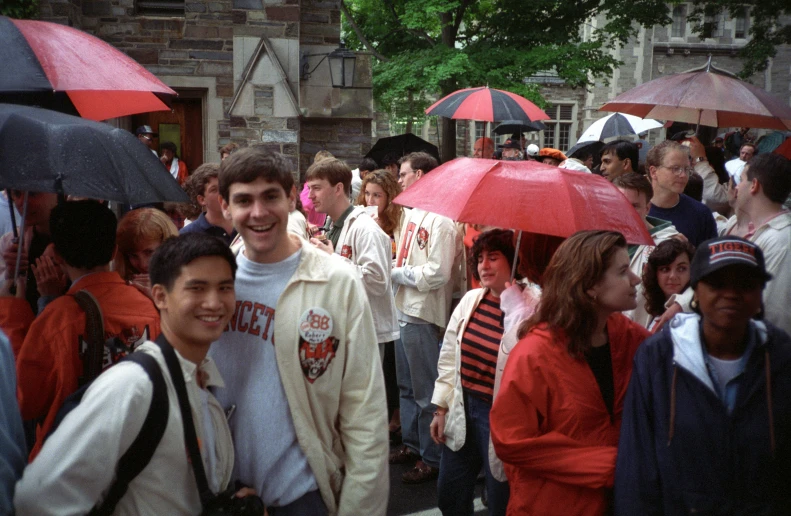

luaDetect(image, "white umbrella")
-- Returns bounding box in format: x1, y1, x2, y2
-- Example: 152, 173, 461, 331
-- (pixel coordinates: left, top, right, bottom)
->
578, 113, 663, 143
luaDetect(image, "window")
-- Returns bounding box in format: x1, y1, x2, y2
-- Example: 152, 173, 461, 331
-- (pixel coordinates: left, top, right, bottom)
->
700, 11, 723, 39
136, 0, 184, 16
734, 10, 748, 38
475, 121, 485, 141
671, 5, 686, 38
542, 104, 575, 152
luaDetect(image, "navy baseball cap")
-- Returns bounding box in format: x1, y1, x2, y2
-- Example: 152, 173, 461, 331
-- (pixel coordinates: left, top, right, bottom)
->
135, 125, 158, 137
690, 236, 772, 287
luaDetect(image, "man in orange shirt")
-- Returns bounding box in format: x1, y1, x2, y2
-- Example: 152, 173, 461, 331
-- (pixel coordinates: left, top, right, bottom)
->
0, 201, 160, 458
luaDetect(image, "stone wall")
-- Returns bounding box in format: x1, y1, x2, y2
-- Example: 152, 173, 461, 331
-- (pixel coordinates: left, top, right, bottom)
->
299, 119, 372, 180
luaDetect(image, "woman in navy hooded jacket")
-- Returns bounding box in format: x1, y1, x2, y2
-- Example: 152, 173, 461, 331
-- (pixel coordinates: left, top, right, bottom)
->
614, 236, 791, 515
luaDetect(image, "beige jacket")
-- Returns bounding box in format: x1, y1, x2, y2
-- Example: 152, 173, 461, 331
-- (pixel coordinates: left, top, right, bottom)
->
274, 237, 389, 515
394, 209, 464, 328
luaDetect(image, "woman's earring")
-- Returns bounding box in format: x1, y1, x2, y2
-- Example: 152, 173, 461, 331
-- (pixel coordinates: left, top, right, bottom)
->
690, 298, 699, 310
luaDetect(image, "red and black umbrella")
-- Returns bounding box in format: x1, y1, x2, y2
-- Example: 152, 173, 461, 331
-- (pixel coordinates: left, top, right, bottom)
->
0, 16, 177, 121
425, 86, 549, 123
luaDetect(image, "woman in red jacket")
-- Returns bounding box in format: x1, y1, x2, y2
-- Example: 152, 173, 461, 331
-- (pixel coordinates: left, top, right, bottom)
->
490, 230, 649, 516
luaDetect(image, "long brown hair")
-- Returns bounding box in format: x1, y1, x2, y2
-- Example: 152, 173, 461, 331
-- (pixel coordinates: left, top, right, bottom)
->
356, 169, 403, 235
519, 230, 627, 358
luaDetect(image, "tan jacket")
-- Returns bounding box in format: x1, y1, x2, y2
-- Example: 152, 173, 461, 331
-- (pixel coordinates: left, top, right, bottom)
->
394, 209, 464, 328
274, 237, 389, 515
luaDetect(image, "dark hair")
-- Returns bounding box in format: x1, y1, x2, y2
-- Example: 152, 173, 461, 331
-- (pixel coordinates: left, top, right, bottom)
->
160, 141, 177, 155
704, 146, 729, 184
468, 229, 519, 282
359, 157, 378, 173
219, 147, 295, 201
601, 140, 639, 170
642, 239, 696, 316
305, 158, 352, 197
185, 162, 220, 204
612, 172, 653, 203
745, 153, 791, 204
684, 172, 704, 202
149, 233, 237, 291
398, 152, 438, 174
520, 230, 627, 358
50, 200, 117, 269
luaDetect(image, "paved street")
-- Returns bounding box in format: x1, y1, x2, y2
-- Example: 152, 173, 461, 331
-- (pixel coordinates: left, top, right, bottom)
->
387, 460, 488, 515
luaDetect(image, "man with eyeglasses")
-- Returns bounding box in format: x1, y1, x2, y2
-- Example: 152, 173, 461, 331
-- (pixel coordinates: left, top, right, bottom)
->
135, 125, 159, 158
647, 140, 717, 247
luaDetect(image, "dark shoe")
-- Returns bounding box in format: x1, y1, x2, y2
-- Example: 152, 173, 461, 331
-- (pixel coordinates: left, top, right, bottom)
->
401, 460, 439, 484
389, 444, 419, 465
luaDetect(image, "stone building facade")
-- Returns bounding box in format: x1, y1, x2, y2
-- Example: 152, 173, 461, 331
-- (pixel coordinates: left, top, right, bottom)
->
38, 0, 374, 180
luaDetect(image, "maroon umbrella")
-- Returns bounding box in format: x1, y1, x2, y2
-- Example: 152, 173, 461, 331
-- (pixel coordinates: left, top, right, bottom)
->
425, 87, 549, 123
0, 16, 176, 121
600, 57, 791, 131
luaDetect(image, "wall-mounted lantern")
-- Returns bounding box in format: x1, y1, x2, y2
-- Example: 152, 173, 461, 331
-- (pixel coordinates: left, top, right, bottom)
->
300, 43, 357, 88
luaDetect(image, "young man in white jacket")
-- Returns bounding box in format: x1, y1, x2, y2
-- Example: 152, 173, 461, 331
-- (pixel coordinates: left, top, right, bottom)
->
726, 153, 791, 335
390, 152, 464, 484
213, 148, 388, 516
15, 233, 240, 515
305, 158, 400, 358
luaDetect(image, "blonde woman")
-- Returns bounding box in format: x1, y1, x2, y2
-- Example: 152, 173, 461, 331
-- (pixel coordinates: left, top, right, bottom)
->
115, 208, 178, 294
356, 169, 406, 261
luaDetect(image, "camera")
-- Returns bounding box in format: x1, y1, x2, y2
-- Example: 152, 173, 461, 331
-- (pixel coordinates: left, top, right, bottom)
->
201, 486, 265, 516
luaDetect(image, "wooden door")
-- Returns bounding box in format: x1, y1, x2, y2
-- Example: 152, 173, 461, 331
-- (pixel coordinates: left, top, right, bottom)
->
132, 94, 204, 174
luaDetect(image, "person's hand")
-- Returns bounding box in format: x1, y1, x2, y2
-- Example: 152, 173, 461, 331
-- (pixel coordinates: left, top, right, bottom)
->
129, 274, 152, 299
3, 241, 28, 279
0, 276, 25, 298
652, 302, 683, 333
430, 409, 447, 445
31, 255, 68, 298
307, 224, 320, 238
309, 237, 333, 255
687, 136, 706, 160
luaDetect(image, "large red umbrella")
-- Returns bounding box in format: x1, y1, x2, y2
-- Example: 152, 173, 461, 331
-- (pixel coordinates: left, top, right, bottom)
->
425, 87, 549, 123
393, 157, 653, 245
774, 138, 791, 160
600, 57, 791, 131
0, 16, 176, 121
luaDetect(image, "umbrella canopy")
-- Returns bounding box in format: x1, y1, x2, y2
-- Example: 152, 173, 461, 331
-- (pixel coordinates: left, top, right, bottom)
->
774, 138, 791, 160
578, 113, 662, 142
0, 104, 189, 204
600, 57, 791, 131
365, 133, 440, 166
425, 87, 549, 123
567, 140, 604, 160
0, 16, 177, 121
393, 157, 653, 245
493, 119, 547, 135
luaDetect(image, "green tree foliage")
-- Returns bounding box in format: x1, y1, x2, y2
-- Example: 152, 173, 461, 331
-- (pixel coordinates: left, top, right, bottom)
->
1, 0, 39, 19
342, 0, 789, 158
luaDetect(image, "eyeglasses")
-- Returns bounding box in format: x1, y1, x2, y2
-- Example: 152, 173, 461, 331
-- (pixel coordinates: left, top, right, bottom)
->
660, 165, 692, 176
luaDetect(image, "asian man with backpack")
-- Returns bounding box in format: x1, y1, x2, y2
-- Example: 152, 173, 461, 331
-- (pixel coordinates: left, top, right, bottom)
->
15, 233, 263, 515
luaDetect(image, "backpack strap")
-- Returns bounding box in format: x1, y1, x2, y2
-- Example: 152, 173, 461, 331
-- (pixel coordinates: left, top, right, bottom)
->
73, 290, 106, 386
90, 352, 169, 516
155, 333, 215, 508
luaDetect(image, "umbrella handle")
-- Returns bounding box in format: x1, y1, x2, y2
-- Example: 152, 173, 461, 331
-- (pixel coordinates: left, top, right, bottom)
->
6, 189, 18, 240
13, 192, 29, 282
510, 230, 522, 282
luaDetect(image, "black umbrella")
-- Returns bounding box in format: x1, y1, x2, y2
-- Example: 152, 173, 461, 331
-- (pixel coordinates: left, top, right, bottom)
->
0, 104, 189, 204
567, 140, 605, 160
493, 119, 547, 135
365, 133, 440, 166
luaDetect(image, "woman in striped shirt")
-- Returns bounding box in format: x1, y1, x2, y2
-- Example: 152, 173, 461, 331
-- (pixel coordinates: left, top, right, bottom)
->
430, 229, 517, 516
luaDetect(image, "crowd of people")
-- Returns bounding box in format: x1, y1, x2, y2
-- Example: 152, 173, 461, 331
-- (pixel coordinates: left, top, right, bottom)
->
0, 121, 789, 516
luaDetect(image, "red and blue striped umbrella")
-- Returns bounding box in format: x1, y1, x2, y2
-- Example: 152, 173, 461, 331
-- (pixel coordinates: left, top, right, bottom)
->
425, 86, 549, 123
0, 16, 176, 121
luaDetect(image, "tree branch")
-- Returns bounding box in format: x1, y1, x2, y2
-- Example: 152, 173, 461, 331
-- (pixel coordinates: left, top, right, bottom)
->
453, 0, 473, 34
340, 0, 390, 61
382, 0, 437, 46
